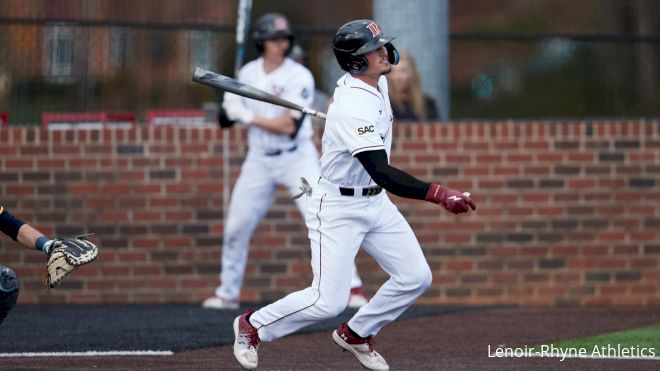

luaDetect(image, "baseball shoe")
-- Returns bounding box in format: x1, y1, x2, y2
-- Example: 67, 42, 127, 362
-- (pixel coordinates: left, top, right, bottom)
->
233, 309, 260, 370
202, 295, 239, 309
332, 322, 389, 371
347, 287, 368, 308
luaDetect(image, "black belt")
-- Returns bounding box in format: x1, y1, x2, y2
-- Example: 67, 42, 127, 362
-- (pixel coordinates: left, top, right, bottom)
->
339, 186, 383, 197
264, 145, 297, 156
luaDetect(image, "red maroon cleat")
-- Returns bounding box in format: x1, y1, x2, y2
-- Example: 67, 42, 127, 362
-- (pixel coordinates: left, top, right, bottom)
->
332, 322, 389, 371
233, 309, 260, 370
348, 287, 369, 308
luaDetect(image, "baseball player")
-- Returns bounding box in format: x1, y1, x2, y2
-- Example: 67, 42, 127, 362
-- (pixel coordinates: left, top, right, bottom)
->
203, 13, 368, 310
231, 20, 476, 370
0, 206, 98, 325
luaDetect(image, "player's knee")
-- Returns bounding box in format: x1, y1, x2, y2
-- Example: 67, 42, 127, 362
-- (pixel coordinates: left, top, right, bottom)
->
316, 296, 347, 318
405, 265, 433, 293
418, 267, 433, 292
0, 266, 20, 324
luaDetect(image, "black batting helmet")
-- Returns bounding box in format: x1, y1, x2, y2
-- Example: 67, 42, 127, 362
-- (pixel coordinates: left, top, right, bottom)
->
333, 19, 399, 74
252, 13, 295, 54
0, 266, 19, 325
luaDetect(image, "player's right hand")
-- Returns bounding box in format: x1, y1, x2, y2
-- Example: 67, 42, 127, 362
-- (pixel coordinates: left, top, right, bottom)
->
222, 92, 255, 125
425, 183, 476, 214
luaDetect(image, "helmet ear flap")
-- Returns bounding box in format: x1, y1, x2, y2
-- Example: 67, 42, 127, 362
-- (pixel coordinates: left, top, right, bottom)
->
349, 55, 368, 74
385, 43, 399, 65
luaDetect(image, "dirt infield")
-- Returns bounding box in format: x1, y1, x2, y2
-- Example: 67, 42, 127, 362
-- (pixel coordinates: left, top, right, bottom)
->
3, 307, 659, 370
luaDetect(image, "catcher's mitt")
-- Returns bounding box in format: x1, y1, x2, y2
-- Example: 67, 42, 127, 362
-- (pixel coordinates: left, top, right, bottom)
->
45, 234, 99, 289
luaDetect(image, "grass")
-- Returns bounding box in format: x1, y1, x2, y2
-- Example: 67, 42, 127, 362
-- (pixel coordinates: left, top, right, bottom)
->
540, 324, 660, 359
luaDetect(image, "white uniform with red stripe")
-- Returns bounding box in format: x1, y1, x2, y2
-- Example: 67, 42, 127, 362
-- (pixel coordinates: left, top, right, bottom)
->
215, 58, 364, 302
250, 73, 432, 341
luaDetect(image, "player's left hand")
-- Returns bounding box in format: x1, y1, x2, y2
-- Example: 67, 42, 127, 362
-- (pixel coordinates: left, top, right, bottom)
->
45, 234, 99, 289
426, 183, 476, 214
223, 92, 255, 125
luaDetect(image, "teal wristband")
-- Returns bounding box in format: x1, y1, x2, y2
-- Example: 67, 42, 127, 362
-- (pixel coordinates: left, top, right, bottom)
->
35, 236, 49, 252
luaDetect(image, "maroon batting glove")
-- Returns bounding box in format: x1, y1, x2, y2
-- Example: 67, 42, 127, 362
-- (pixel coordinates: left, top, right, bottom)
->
425, 183, 476, 214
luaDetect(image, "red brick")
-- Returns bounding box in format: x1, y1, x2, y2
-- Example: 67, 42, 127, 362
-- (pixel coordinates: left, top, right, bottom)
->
445, 260, 474, 271
464, 167, 490, 176
165, 211, 193, 221
182, 170, 209, 179
100, 184, 130, 194
494, 167, 519, 176
597, 259, 626, 269
6, 158, 34, 169
554, 272, 580, 282
133, 238, 161, 249
198, 158, 223, 167
166, 184, 193, 194
476, 154, 502, 163
569, 179, 596, 188
492, 273, 518, 283
539, 287, 565, 296
134, 211, 162, 221
101, 211, 129, 222
6, 185, 35, 195
600, 285, 627, 295
133, 185, 162, 194
151, 145, 177, 154
20, 145, 49, 155
631, 258, 656, 268
552, 246, 579, 256
119, 252, 148, 262
537, 153, 563, 162
150, 197, 178, 207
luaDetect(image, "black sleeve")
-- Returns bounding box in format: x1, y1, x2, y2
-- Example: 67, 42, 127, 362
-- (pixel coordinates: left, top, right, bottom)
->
355, 150, 431, 200
290, 113, 306, 139
0, 206, 25, 241
218, 107, 236, 128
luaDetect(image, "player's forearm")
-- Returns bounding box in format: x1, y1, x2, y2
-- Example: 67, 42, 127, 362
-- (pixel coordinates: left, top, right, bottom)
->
371, 165, 430, 199
356, 150, 476, 213
17, 224, 48, 251
1, 206, 50, 251
252, 115, 296, 135
355, 151, 430, 200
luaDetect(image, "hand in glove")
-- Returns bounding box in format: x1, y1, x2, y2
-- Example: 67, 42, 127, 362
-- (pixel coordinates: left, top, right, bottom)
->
222, 92, 254, 125
45, 234, 99, 289
426, 184, 476, 214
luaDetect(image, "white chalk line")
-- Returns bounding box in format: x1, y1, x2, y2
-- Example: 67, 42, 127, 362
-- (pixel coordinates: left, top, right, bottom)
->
0, 350, 174, 357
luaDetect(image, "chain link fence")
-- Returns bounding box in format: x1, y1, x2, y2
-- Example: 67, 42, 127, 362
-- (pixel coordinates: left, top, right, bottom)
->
0, 0, 658, 124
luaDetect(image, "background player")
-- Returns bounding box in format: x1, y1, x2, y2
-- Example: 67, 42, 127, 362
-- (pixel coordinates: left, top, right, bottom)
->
231, 19, 475, 371
203, 12, 368, 310
0, 205, 98, 325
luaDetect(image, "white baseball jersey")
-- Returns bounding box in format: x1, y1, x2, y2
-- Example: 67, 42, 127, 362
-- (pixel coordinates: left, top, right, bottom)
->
321, 73, 394, 187
238, 57, 314, 154
214, 60, 365, 303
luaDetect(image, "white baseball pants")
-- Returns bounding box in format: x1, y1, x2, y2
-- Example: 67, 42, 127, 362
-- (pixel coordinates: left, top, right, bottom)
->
250, 179, 433, 341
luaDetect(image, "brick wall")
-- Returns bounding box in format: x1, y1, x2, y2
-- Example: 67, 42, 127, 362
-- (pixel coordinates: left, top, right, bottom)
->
1, 120, 659, 306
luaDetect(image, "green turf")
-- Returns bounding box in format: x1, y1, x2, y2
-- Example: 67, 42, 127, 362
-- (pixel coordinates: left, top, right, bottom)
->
540, 324, 660, 358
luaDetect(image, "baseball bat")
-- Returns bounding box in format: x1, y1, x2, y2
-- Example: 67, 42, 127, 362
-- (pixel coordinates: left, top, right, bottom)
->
221, 0, 252, 221
192, 67, 328, 120
233, 0, 252, 78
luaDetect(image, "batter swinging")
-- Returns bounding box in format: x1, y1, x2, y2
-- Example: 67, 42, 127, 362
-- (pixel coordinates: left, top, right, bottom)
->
231, 19, 476, 370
